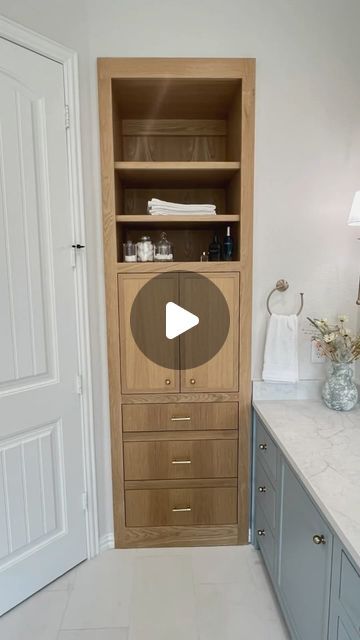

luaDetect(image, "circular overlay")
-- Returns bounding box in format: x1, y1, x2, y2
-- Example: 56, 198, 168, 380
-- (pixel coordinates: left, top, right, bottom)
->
130, 271, 230, 370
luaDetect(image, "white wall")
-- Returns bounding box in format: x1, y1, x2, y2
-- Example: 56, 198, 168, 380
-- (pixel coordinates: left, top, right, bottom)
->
1, 0, 360, 539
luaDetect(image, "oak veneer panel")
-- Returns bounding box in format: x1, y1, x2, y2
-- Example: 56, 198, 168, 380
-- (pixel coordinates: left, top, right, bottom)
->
122, 401, 238, 431
122, 119, 227, 136
123, 430, 237, 442
122, 136, 226, 163
125, 478, 238, 490
122, 524, 238, 548
123, 440, 237, 481
180, 272, 240, 392
125, 487, 237, 526
118, 273, 180, 393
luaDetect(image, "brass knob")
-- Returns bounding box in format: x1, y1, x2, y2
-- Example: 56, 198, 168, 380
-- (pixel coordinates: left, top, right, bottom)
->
258, 486, 267, 493
313, 534, 326, 545
259, 443, 267, 451
257, 529, 265, 537
190, 378, 196, 385
165, 379, 171, 386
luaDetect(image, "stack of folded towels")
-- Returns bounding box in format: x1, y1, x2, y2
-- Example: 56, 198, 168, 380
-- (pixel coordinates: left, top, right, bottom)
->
147, 198, 216, 216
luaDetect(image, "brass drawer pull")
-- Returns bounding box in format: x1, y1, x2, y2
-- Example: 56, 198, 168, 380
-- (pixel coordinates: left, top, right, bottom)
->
171, 459, 191, 464
172, 506, 192, 512
171, 416, 191, 422
190, 378, 196, 385
165, 379, 171, 385
313, 534, 326, 545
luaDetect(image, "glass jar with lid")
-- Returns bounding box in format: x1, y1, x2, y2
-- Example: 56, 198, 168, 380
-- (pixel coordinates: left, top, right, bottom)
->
136, 236, 154, 262
123, 240, 137, 262
154, 232, 173, 262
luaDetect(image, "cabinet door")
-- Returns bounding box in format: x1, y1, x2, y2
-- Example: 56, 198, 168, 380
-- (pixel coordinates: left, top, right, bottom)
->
278, 462, 333, 640
180, 272, 239, 392
118, 274, 180, 393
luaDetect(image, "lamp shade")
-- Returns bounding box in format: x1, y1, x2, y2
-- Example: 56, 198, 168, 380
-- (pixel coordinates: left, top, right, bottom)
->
348, 191, 360, 226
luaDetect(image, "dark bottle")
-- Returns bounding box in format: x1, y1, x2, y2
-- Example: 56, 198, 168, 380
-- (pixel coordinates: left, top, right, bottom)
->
223, 225, 234, 261
208, 234, 221, 261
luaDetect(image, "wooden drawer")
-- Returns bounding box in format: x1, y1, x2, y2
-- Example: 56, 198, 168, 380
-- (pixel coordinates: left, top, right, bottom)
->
124, 439, 237, 480
256, 418, 278, 485
255, 458, 276, 532
122, 402, 238, 432
125, 487, 238, 526
255, 502, 276, 577
338, 551, 360, 634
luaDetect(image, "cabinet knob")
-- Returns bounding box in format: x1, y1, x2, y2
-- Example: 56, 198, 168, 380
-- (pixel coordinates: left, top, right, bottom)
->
257, 529, 266, 537
259, 443, 267, 451
190, 378, 196, 385
258, 486, 267, 493
313, 534, 326, 545
165, 379, 171, 385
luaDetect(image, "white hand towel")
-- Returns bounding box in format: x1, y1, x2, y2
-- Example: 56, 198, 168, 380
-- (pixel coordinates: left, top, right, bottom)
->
262, 314, 299, 383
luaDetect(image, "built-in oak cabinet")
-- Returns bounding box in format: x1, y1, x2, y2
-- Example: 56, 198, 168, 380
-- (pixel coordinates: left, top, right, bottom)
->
99, 58, 255, 547
118, 271, 239, 395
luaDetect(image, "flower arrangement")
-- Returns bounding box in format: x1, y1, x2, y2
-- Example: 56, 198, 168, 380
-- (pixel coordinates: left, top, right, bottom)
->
308, 316, 360, 363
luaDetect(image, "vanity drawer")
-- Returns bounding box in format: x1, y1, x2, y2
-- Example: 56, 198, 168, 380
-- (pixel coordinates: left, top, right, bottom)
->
125, 487, 238, 526
124, 439, 237, 480
338, 551, 360, 634
256, 418, 278, 484
255, 458, 276, 532
122, 402, 238, 432
255, 503, 276, 577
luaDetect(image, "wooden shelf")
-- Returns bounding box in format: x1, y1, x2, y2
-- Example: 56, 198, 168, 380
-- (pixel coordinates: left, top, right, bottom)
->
116, 261, 242, 274
114, 162, 240, 186
116, 215, 240, 224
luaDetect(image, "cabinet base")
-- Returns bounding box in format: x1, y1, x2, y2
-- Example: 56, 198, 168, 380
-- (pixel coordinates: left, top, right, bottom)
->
116, 524, 240, 548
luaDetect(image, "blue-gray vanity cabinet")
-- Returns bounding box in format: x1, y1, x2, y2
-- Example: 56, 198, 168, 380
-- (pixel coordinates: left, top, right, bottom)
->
329, 538, 360, 640
278, 461, 333, 640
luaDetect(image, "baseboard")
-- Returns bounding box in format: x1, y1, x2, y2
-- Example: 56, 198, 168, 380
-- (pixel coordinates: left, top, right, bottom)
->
99, 533, 115, 552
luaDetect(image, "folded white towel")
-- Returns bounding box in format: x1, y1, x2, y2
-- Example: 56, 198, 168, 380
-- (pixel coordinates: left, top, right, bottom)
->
147, 198, 216, 215
262, 314, 299, 383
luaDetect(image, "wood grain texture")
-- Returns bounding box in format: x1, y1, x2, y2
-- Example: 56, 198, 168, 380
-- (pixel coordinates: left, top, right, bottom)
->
116, 261, 242, 274
125, 478, 238, 490
123, 430, 238, 442
122, 136, 226, 163
122, 119, 227, 136
180, 272, 240, 392
123, 439, 238, 480
118, 273, 180, 393
237, 61, 255, 544
125, 487, 237, 526
117, 215, 239, 223
121, 392, 240, 404
115, 161, 240, 186
97, 68, 125, 548
121, 524, 238, 548
122, 401, 238, 431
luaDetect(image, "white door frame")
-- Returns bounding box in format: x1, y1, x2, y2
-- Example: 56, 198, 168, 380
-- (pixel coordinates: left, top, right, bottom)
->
0, 15, 99, 558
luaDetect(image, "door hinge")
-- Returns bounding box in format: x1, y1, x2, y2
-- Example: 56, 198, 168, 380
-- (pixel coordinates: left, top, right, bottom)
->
82, 491, 88, 511
65, 104, 70, 129
76, 374, 83, 395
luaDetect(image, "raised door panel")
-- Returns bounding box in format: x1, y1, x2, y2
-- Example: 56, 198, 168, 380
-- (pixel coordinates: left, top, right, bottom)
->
180, 272, 239, 392
278, 462, 333, 640
118, 274, 180, 393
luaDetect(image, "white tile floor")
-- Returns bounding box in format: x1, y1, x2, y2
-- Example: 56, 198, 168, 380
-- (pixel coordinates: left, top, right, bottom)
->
0, 546, 290, 640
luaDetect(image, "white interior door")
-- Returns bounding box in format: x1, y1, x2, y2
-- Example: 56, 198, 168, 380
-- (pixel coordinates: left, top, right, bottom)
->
0, 37, 87, 614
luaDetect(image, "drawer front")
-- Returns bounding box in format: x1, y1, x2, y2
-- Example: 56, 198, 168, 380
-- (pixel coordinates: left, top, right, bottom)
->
255, 503, 275, 577
339, 551, 360, 634
122, 402, 238, 432
255, 458, 276, 532
124, 439, 237, 480
125, 487, 238, 526
255, 418, 277, 484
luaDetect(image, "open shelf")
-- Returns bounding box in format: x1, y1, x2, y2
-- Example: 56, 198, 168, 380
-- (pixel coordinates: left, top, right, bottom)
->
114, 161, 240, 186
116, 215, 240, 224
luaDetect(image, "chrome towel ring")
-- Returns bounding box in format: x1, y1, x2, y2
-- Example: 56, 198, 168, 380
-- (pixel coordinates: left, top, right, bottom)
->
266, 279, 304, 316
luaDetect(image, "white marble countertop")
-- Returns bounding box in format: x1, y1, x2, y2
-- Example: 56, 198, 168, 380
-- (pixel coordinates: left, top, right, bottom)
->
253, 400, 360, 568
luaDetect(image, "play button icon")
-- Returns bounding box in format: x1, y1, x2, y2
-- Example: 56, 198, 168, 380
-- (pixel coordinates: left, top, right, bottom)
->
130, 271, 230, 370
165, 302, 199, 339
